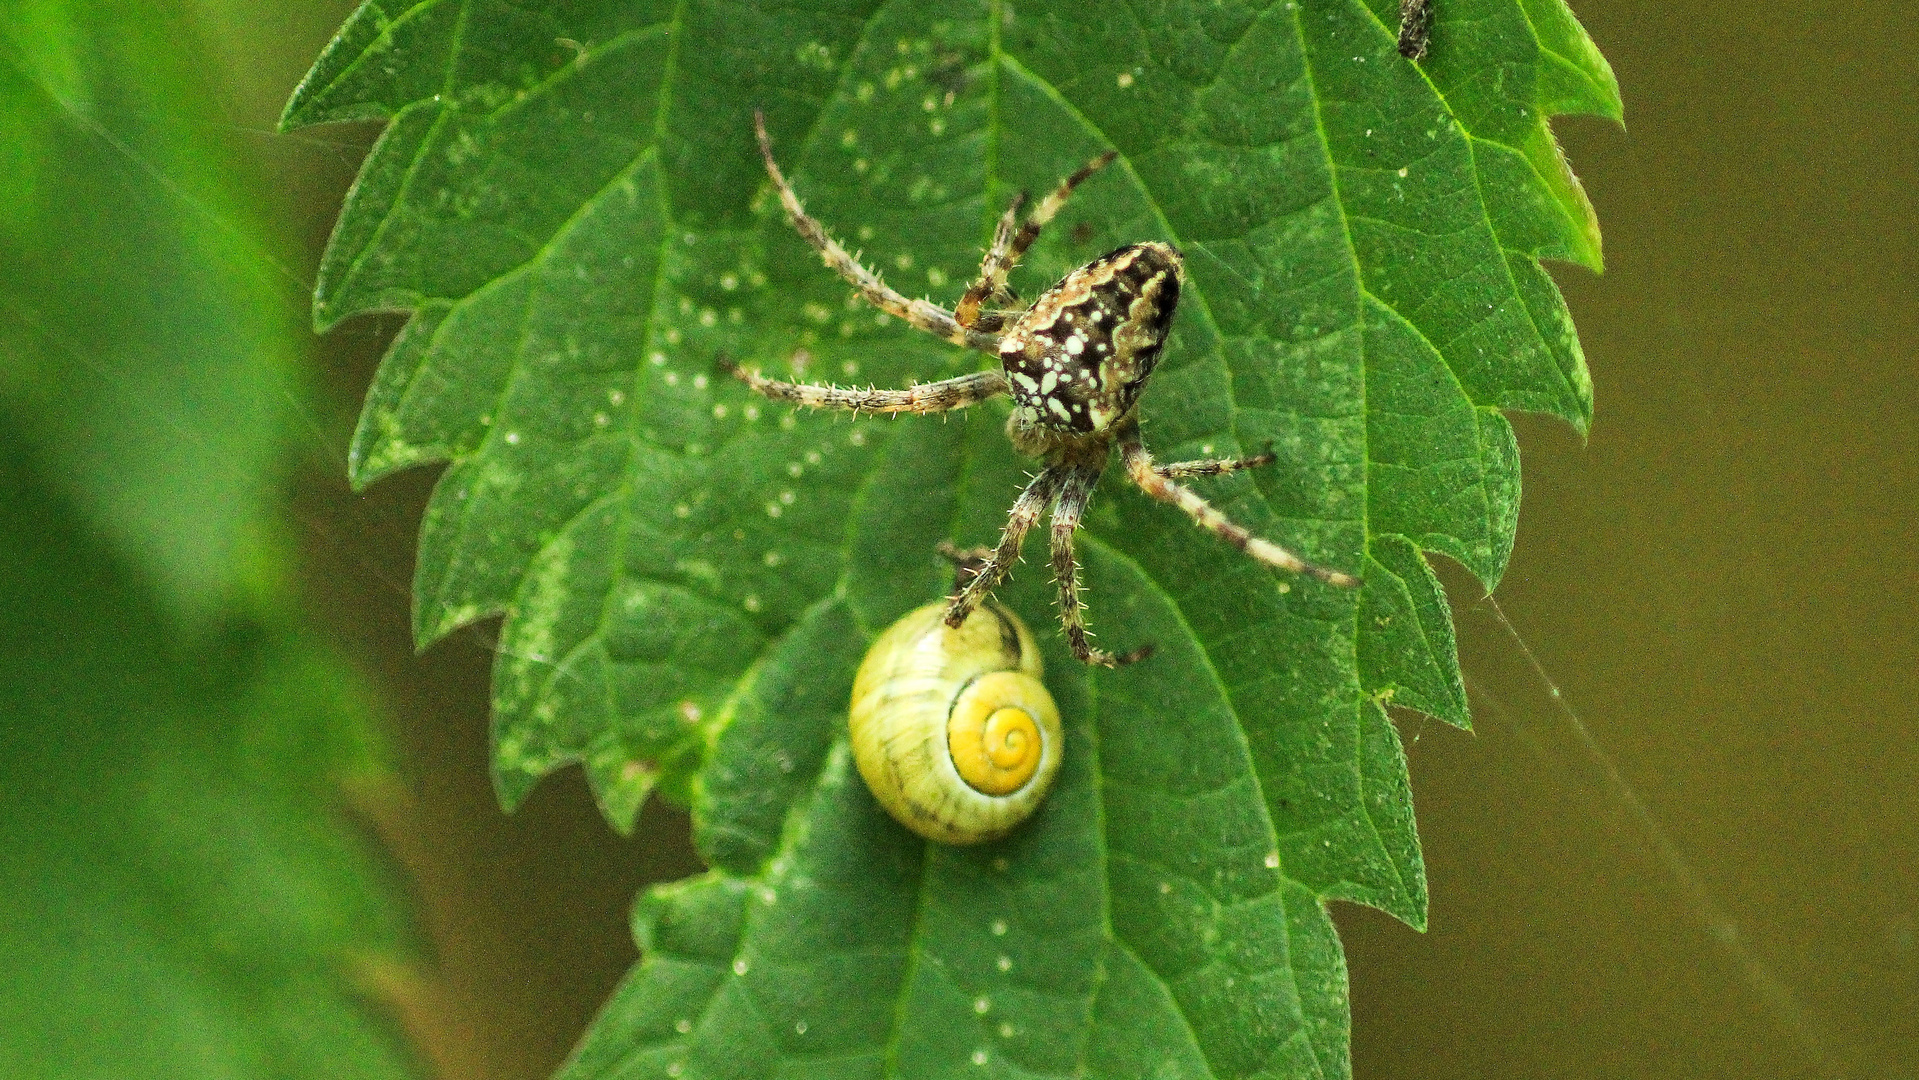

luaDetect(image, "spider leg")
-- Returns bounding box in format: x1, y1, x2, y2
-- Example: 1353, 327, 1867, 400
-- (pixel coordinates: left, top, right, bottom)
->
945, 466, 1066, 627
955, 191, 1028, 328
724, 360, 1007, 415
1152, 449, 1277, 480
954, 149, 1119, 328
754, 111, 998, 354
1049, 465, 1152, 667
1118, 423, 1360, 588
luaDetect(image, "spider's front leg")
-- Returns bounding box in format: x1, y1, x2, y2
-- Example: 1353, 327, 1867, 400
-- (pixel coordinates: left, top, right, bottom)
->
1117, 422, 1361, 589
945, 467, 1065, 628
1048, 466, 1152, 667
722, 359, 1007, 416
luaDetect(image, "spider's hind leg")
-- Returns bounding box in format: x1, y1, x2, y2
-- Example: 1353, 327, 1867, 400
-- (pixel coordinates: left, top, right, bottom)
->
724, 359, 1007, 416
959, 191, 1028, 326
753, 111, 995, 353
955, 149, 1119, 328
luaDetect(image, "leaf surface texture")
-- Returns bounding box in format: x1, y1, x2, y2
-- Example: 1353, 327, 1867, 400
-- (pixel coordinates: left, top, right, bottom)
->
286, 1, 1616, 1074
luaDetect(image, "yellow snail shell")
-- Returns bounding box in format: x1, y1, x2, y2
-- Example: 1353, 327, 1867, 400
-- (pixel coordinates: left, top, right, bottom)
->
849, 600, 1063, 845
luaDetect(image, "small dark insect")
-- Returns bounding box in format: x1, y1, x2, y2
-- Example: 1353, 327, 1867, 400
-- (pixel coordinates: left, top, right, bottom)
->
1398, 0, 1434, 60
729, 111, 1360, 666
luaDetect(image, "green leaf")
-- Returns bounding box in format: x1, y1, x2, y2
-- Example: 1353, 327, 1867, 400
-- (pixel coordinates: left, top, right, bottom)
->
288, 0, 1613, 1075
0, 0, 304, 614
1, 4, 420, 1075
0, 430, 415, 1080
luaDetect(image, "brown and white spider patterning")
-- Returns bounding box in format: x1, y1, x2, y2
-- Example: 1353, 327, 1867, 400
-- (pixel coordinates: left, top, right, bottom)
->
728, 111, 1360, 666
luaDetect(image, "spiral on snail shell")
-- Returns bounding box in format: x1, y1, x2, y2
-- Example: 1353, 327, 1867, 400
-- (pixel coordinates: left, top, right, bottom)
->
850, 600, 1063, 845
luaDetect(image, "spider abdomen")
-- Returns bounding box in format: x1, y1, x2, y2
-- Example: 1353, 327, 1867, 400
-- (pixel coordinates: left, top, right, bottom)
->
999, 242, 1181, 442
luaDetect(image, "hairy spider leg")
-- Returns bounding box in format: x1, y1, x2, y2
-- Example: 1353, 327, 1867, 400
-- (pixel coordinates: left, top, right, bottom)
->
945, 466, 1066, 628
1152, 450, 1278, 480
1046, 465, 1152, 667
959, 191, 1030, 333
725, 361, 1007, 415
1117, 422, 1360, 588
754, 111, 998, 353
954, 149, 1120, 329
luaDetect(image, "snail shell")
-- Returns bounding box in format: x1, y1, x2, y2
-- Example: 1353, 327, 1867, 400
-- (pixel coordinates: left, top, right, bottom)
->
850, 600, 1063, 845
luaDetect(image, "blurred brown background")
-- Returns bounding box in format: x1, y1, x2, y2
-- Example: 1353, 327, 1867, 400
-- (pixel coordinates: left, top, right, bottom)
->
232, 1, 1918, 1077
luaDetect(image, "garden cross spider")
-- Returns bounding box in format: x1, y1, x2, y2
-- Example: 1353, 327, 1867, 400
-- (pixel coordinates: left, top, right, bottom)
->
728, 111, 1360, 666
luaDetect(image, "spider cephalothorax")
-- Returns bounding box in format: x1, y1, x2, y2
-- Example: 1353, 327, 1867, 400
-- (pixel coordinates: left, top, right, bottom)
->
729, 112, 1358, 666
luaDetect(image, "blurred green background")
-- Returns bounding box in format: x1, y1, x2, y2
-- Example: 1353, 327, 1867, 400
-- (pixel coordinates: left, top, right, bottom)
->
1, 2, 1912, 1079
